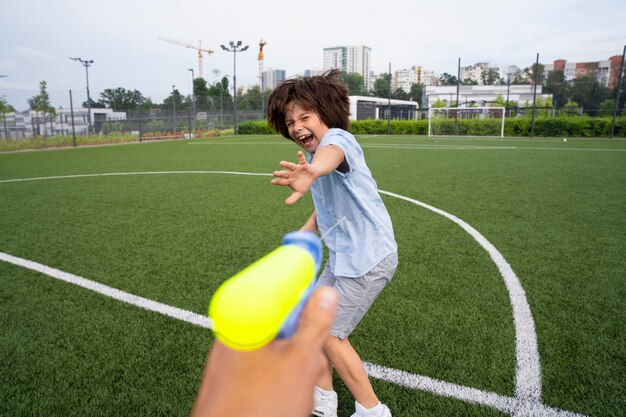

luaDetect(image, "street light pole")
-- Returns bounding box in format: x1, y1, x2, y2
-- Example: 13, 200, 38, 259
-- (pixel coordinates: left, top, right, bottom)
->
69, 57, 94, 135
172, 85, 177, 133
220, 41, 249, 135
188, 68, 195, 118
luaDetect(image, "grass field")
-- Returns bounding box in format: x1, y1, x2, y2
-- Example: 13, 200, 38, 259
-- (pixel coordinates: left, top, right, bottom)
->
0, 135, 624, 417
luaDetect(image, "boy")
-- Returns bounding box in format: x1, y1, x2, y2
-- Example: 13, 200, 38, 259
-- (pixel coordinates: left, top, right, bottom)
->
267, 69, 398, 417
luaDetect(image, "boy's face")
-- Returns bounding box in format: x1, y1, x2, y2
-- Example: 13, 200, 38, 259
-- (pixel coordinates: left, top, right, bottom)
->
285, 101, 329, 153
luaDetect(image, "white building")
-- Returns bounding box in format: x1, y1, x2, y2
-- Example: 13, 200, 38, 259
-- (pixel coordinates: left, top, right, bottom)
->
323, 45, 372, 91
349, 96, 418, 121
393, 67, 419, 93
458, 62, 504, 85
1, 108, 126, 139
424, 85, 552, 108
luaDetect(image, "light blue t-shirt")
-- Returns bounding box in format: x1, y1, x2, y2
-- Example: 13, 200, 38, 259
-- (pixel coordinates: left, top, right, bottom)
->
307, 128, 397, 277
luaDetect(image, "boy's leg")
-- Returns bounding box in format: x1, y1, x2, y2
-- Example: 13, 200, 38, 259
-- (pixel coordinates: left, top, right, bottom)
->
322, 336, 378, 407
322, 253, 398, 409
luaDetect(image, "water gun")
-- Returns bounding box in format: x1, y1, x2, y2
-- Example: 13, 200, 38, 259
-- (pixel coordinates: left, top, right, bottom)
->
208, 231, 323, 351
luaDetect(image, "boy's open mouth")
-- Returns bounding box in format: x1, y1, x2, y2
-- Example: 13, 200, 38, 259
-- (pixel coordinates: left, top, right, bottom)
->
298, 133, 314, 145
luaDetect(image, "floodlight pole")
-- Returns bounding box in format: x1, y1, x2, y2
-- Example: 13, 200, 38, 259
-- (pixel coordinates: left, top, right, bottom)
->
505, 74, 511, 116
69, 57, 94, 135
188, 68, 195, 119
530, 53, 539, 137
172, 85, 177, 133
387, 62, 391, 135
221, 41, 249, 135
610, 45, 626, 138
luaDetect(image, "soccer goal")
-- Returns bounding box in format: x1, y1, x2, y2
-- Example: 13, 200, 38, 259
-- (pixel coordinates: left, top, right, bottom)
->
428, 107, 505, 138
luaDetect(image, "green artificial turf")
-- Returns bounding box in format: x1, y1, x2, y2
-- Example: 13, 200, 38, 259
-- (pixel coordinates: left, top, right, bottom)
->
1, 135, 624, 416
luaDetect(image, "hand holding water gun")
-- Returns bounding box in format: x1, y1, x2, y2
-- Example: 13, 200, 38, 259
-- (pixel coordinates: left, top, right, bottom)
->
208, 231, 323, 351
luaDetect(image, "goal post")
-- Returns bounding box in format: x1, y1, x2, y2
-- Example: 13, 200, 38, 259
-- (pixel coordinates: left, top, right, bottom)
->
428, 107, 506, 138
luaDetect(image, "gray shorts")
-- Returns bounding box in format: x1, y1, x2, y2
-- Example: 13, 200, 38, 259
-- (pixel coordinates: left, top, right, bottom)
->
314, 252, 398, 339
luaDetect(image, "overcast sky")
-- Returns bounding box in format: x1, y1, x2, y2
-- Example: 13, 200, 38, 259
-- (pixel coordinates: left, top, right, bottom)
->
1, 0, 625, 110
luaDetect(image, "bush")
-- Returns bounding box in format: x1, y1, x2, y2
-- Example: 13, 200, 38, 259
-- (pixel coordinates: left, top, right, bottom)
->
237, 121, 276, 135
232, 117, 626, 138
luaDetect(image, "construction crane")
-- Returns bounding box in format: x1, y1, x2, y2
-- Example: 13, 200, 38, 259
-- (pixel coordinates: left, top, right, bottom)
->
158, 37, 214, 79
258, 39, 267, 114
258, 39, 267, 90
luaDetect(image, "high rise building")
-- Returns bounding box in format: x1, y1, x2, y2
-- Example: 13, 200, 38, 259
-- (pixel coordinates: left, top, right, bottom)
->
262, 68, 286, 90
323, 45, 371, 89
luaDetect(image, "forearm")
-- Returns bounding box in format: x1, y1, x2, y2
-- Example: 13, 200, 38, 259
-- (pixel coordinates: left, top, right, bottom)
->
310, 145, 345, 178
300, 211, 318, 233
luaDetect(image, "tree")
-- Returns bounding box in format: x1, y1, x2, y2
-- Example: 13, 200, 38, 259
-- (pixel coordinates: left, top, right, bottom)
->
570, 74, 612, 116
204, 76, 232, 111
340, 72, 365, 96
98, 88, 147, 111
523, 62, 545, 85
237, 85, 262, 111
392, 88, 408, 100
598, 99, 615, 117
481, 68, 501, 85
28, 81, 56, 137
544, 70, 569, 108
439, 72, 458, 86
408, 83, 424, 107
162, 88, 186, 112
462, 77, 478, 85
563, 100, 579, 116
372, 73, 391, 98
0, 95, 15, 139
433, 98, 446, 108
507, 65, 527, 85
82, 97, 105, 109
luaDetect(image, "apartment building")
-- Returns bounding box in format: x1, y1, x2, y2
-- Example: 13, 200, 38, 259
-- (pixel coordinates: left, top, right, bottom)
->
323, 45, 372, 90
544, 55, 624, 89
262, 68, 286, 91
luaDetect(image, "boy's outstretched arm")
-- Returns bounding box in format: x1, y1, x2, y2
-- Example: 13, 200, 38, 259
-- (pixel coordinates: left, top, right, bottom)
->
300, 210, 317, 233
272, 146, 345, 205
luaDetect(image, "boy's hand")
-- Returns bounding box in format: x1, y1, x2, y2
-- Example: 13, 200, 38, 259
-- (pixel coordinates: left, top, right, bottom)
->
272, 151, 320, 205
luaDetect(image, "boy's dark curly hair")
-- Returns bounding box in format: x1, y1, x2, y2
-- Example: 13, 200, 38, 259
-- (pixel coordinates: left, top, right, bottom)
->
266, 69, 350, 140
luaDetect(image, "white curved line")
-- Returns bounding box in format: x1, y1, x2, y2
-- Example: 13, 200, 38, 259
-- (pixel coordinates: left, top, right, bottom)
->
379, 189, 541, 402
0, 171, 585, 416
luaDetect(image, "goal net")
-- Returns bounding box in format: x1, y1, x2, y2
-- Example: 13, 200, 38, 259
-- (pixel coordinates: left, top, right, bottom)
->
428, 107, 505, 137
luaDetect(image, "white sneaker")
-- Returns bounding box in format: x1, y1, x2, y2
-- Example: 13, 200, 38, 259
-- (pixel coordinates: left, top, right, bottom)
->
350, 401, 392, 417
312, 389, 338, 417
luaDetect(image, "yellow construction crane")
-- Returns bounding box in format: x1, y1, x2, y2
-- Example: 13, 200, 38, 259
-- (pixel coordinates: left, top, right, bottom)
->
258, 39, 267, 90
158, 37, 214, 79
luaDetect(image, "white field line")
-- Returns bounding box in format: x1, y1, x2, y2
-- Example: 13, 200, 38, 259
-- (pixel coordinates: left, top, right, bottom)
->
0, 251, 211, 329
186, 140, 625, 152
379, 190, 541, 402
0, 171, 587, 417
361, 144, 626, 152
0, 250, 585, 417
0, 171, 272, 184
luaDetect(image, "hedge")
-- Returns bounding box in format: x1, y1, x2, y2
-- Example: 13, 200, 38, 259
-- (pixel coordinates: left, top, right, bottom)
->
237, 117, 626, 137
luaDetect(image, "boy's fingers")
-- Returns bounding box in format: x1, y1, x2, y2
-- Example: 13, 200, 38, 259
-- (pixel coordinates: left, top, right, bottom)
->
273, 169, 290, 178
285, 192, 303, 205
292, 286, 338, 348
279, 160, 297, 170
297, 151, 307, 164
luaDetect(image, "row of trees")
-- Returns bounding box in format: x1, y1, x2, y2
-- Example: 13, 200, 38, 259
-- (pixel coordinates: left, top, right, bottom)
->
81, 76, 268, 114
2, 62, 624, 131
